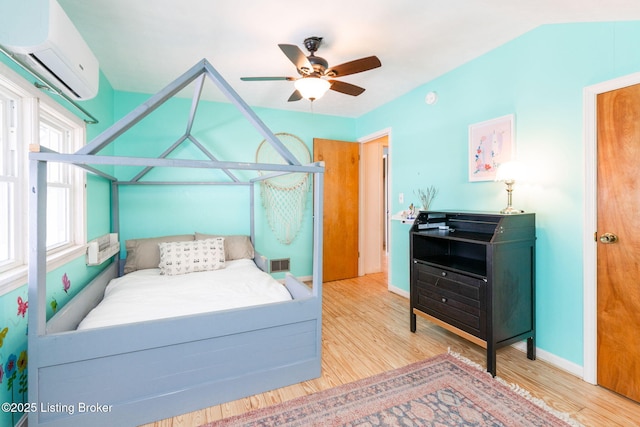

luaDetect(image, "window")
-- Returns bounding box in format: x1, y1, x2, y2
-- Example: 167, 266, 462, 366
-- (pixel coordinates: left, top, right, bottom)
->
40, 111, 83, 251
0, 62, 86, 294
0, 87, 20, 271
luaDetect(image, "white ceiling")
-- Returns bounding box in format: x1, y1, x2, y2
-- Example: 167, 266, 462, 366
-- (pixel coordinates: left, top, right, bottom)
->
59, 0, 640, 118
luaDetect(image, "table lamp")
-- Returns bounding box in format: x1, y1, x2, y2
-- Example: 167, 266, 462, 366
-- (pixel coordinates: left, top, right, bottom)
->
495, 161, 525, 214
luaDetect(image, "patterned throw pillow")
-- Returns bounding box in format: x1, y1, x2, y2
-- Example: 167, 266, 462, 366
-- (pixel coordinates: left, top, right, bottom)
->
158, 237, 225, 276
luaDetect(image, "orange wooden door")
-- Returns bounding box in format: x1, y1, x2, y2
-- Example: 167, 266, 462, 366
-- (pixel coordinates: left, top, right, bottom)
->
314, 138, 359, 282
596, 83, 640, 402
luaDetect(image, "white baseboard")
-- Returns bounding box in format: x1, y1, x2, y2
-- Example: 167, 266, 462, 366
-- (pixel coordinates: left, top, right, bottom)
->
388, 284, 409, 298
511, 341, 583, 378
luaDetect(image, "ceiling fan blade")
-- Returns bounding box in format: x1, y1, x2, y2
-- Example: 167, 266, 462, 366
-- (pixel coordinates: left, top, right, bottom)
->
240, 77, 296, 81
329, 80, 366, 96
288, 90, 303, 102
278, 44, 313, 73
326, 56, 381, 77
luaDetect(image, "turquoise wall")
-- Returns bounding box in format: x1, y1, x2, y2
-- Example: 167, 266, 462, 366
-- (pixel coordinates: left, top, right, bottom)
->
358, 21, 640, 366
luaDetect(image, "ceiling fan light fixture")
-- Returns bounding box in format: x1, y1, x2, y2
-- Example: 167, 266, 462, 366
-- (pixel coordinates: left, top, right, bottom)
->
241, 37, 380, 102
294, 76, 331, 101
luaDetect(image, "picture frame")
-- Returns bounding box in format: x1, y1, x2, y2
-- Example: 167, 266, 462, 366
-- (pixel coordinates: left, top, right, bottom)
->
468, 114, 515, 182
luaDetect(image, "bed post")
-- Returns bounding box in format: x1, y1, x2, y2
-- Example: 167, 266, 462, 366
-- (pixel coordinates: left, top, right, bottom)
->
250, 183, 255, 244
312, 166, 324, 295
27, 158, 47, 427
111, 181, 120, 237
112, 181, 124, 275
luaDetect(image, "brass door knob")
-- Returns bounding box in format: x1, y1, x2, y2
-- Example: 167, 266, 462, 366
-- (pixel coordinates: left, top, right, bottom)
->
599, 233, 619, 244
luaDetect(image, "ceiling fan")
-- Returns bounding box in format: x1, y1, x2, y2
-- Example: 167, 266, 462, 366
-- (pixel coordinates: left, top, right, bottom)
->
240, 36, 381, 102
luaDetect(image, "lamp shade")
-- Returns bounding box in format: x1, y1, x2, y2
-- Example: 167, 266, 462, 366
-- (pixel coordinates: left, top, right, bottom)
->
495, 160, 526, 182
294, 76, 331, 100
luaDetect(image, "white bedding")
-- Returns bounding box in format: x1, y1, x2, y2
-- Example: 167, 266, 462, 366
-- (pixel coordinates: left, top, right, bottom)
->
77, 259, 292, 330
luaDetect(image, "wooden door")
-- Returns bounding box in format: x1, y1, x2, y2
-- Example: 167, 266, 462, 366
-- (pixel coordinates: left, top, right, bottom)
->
362, 135, 388, 274
596, 83, 640, 402
314, 138, 359, 282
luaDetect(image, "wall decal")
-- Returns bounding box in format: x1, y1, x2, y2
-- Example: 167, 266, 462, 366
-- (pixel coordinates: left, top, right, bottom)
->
0, 327, 7, 347
16, 297, 27, 318
62, 273, 71, 293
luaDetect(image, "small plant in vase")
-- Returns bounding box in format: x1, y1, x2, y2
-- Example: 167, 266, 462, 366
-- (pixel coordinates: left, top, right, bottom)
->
415, 186, 438, 211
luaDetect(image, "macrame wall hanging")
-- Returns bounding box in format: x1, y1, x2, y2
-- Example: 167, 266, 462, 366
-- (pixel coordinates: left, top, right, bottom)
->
256, 133, 311, 245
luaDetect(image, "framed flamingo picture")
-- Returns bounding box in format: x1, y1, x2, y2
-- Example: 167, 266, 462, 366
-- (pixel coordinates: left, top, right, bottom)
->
468, 114, 515, 182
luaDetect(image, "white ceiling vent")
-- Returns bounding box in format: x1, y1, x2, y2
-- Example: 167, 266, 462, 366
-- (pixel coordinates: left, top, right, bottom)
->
0, 0, 99, 100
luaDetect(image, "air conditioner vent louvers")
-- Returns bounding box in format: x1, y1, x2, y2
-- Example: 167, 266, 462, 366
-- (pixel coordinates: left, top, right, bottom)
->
29, 53, 81, 98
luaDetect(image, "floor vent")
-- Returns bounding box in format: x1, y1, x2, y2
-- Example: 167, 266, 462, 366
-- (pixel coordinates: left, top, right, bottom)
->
270, 258, 290, 273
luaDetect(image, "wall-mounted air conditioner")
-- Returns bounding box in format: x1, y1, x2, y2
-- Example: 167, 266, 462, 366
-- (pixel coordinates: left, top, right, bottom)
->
0, 0, 99, 100
86, 233, 120, 266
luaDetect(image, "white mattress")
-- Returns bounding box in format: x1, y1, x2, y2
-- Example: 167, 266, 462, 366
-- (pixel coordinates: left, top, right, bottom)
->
77, 259, 292, 330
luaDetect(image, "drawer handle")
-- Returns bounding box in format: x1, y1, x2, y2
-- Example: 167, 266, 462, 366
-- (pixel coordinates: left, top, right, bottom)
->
441, 271, 447, 277
441, 297, 447, 303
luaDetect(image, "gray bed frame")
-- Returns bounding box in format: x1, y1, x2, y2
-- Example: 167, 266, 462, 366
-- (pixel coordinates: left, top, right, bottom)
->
27, 59, 325, 427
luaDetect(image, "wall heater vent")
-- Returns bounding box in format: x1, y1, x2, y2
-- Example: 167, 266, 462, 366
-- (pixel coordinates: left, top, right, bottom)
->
270, 258, 290, 273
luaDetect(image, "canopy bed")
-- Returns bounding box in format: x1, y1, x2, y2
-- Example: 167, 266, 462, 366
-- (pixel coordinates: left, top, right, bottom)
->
27, 59, 324, 427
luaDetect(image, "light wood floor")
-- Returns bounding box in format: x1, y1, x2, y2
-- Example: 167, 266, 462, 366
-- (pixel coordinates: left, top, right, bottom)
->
143, 270, 640, 427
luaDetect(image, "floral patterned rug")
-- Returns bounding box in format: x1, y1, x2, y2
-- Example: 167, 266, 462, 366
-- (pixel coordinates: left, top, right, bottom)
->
204, 352, 582, 427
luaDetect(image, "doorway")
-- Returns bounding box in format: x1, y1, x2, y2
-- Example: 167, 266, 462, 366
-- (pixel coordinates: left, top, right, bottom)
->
359, 129, 391, 280
313, 131, 391, 283
584, 72, 640, 401
360, 134, 389, 275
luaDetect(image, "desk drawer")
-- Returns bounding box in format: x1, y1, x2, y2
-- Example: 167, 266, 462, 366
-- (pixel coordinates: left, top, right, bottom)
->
413, 262, 486, 338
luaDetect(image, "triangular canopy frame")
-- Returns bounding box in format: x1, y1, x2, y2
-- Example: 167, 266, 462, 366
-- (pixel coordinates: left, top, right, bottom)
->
31, 58, 324, 184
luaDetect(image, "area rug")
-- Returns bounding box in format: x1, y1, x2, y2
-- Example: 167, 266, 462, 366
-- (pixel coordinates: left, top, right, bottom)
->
204, 352, 582, 427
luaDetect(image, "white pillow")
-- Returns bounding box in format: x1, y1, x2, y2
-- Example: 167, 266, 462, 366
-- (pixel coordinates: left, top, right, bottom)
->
158, 238, 225, 276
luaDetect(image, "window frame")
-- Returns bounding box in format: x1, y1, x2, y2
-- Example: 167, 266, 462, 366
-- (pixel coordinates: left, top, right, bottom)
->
0, 61, 87, 295
0, 88, 20, 271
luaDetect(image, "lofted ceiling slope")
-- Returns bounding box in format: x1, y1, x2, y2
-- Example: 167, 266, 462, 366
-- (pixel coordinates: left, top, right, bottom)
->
59, 0, 640, 117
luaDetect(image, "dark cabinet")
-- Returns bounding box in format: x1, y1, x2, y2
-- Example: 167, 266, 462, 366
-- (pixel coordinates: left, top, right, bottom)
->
409, 211, 536, 376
